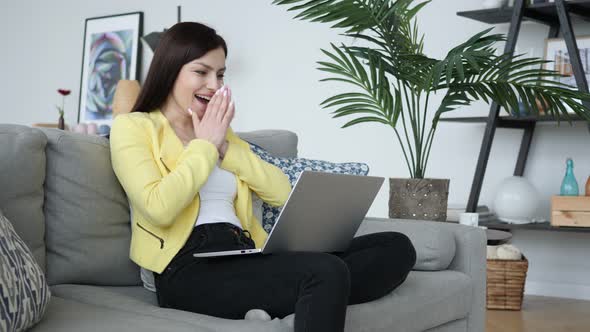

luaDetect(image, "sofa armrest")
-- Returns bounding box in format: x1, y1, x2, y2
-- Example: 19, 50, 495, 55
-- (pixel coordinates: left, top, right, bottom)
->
358, 217, 486, 332
445, 222, 486, 332
357, 218, 458, 271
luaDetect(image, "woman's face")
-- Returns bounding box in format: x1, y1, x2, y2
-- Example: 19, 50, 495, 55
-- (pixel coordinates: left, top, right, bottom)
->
169, 47, 226, 120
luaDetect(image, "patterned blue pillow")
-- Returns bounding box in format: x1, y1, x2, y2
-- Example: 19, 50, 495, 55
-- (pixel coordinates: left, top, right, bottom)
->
248, 143, 370, 232
0, 209, 51, 331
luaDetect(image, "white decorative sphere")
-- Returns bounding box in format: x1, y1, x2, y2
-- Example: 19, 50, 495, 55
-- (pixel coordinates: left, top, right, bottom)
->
492, 176, 541, 224
482, 0, 508, 9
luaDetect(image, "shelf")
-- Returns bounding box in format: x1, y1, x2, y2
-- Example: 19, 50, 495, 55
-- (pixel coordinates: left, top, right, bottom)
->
439, 114, 587, 128
457, 0, 590, 25
479, 219, 590, 233
455, 0, 590, 220
367, 217, 590, 233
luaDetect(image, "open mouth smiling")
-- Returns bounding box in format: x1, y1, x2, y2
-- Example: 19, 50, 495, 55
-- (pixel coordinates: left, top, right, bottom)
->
195, 94, 211, 104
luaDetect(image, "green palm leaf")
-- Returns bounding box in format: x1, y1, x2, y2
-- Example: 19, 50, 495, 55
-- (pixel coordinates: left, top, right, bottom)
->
273, 0, 392, 33
275, 0, 590, 178
316, 44, 397, 127
342, 116, 390, 128
430, 28, 503, 88
431, 51, 590, 124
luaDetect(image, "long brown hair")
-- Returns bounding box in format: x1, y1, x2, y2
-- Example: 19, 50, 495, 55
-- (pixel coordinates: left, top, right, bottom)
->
131, 22, 227, 113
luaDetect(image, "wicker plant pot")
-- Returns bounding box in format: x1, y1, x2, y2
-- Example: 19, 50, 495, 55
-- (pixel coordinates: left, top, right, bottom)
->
388, 178, 449, 221
486, 255, 529, 310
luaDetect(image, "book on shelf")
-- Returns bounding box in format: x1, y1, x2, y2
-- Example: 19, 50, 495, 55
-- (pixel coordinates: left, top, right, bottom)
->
446, 204, 496, 222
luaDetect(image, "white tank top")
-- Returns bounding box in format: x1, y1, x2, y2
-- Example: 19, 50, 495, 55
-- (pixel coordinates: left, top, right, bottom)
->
140, 161, 241, 292
194, 161, 242, 229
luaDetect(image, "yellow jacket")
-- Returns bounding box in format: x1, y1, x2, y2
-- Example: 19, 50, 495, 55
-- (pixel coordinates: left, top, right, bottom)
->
110, 110, 292, 273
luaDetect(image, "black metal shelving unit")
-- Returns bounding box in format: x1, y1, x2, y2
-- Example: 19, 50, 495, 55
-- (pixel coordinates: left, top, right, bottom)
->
457, 0, 590, 25
440, 0, 590, 232
441, 114, 585, 126
479, 220, 590, 233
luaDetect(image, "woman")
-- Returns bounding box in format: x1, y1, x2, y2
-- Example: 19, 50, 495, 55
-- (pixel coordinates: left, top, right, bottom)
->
110, 22, 416, 332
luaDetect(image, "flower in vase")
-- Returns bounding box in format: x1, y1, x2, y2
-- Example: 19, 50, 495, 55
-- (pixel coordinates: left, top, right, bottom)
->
56, 89, 71, 116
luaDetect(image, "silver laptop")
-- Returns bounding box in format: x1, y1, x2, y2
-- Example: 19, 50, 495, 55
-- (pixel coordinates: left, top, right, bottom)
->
193, 170, 384, 258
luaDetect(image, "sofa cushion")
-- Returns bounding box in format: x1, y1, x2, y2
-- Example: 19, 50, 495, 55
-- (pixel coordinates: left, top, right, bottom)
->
236, 130, 298, 158
344, 270, 472, 331
50, 270, 471, 332
29, 296, 216, 332
41, 129, 140, 286
0, 125, 47, 271
425, 319, 467, 332
0, 209, 51, 332
49, 285, 293, 332
356, 218, 456, 271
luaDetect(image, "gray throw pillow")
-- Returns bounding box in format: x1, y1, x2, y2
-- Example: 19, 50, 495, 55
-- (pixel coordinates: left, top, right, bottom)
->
0, 208, 51, 331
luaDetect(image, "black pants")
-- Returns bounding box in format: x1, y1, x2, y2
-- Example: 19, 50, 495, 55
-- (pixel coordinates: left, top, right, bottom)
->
155, 223, 416, 332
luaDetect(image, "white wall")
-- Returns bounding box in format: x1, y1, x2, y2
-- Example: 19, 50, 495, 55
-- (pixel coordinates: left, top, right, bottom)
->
1, 0, 589, 300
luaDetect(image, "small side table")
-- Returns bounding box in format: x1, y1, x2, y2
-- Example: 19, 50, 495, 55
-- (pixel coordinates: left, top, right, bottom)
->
32, 123, 70, 130
486, 229, 512, 245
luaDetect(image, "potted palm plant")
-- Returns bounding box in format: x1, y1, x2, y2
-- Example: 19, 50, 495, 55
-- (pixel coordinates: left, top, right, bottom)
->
273, 0, 590, 221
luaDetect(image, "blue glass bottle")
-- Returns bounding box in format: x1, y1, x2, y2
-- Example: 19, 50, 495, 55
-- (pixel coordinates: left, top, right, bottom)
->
560, 158, 579, 196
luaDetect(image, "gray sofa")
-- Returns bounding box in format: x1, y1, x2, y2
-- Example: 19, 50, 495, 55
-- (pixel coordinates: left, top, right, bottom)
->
0, 124, 486, 332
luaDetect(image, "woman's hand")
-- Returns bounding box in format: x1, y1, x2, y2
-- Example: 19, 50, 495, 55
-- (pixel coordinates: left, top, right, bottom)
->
219, 140, 229, 159
188, 86, 235, 151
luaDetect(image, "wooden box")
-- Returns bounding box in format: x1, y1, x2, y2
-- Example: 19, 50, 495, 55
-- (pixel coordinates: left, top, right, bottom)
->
551, 196, 590, 227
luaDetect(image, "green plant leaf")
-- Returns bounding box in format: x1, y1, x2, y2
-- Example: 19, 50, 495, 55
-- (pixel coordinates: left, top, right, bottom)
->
341, 116, 390, 128
322, 97, 378, 108
274, 0, 590, 179
330, 102, 382, 113
331, 108, 385, 118
320, 92, 375, 105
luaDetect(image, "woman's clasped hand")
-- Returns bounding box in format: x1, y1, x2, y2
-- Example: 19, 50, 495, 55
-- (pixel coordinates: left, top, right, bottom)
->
188, 85, 235, 151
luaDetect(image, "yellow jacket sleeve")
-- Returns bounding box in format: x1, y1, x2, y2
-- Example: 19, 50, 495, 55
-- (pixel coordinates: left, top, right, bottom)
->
110, 115, 219, 228
220, 140, 292, 207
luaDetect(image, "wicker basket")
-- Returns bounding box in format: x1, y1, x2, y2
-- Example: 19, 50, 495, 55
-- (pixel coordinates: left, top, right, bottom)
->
486, 255, 528, 310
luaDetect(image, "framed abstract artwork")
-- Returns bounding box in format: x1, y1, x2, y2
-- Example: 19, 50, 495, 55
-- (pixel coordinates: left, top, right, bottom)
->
544, 36, 590, 89
78, 12, 143, 125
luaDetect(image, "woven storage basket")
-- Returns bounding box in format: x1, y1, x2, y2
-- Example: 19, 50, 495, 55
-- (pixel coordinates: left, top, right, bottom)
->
486, 255, 528, 310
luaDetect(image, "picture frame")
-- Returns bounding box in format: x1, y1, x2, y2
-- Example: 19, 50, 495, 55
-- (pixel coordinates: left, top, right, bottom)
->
78, 12, 143, 125
543, 36, 590, 90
